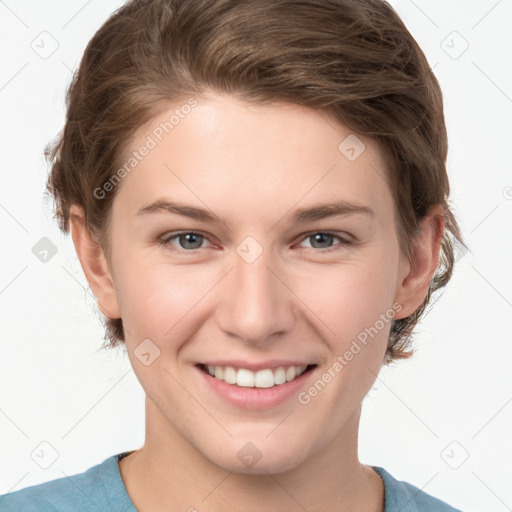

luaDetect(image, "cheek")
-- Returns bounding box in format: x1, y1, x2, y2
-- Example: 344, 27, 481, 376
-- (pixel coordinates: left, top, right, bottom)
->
289, 257, 396, 393
114, 257, 216, 341
294, 257, 396, 337
115, 240, 398, 356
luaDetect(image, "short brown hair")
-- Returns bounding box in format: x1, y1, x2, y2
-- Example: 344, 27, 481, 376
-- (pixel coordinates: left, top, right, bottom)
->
45, 0, 467, 363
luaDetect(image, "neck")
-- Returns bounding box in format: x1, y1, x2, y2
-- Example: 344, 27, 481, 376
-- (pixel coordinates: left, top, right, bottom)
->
119, 398, 384, 512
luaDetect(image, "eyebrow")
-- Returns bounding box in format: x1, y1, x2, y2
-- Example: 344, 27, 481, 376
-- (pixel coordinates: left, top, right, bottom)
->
136, 199, 375, 224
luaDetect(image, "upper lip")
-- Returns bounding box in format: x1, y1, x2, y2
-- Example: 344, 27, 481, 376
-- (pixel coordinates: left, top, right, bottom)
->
199, 360, 316, 372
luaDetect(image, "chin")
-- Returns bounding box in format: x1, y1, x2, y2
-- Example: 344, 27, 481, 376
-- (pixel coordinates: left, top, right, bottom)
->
203, 438, 311, 476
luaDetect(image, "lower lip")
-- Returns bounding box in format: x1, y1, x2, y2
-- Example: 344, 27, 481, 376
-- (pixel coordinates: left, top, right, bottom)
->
195, 365, 315, 410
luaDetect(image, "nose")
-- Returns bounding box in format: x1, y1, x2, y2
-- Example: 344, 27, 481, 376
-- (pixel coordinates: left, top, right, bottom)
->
215, 246, 296, 346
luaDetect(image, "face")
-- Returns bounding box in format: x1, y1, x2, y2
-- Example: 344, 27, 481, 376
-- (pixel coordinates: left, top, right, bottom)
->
98, 92, 412, 473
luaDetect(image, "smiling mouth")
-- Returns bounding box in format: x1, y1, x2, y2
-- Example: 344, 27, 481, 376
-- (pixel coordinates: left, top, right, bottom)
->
198, 363, 316, 389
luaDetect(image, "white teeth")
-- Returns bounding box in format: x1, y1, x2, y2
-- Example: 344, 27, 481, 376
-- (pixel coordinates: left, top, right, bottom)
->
274, 367, 286, 385
237, 368, 255, 387
254, 369, 274, 388
285, 366, 296, 382
204, 364, 310, 388
214, 366, 224, 380
223, 366, 237, 384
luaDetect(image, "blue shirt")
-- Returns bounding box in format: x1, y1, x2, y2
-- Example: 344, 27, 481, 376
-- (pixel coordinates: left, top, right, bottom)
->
0, 451, 463, 511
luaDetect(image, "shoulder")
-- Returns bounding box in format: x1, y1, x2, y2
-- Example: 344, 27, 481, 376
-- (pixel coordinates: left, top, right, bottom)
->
0, 452, 135, 512
373, 466, 463, 512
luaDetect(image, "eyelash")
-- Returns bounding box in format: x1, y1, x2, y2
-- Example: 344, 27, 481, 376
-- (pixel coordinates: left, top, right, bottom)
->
158, 230, 352, 254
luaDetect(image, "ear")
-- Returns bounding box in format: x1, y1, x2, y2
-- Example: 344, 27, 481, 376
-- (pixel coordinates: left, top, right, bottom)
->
69, 204, 121, 320
394, 205, 445, 319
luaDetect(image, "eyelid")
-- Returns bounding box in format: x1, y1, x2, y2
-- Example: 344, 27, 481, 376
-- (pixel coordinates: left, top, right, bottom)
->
295, 230, 352, 243
294, 231, 353, 251
159, 230, 217, 250
159, 229, 353, 254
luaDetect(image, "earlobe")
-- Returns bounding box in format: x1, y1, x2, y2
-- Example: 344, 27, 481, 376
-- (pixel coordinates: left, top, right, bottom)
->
394, 205, 445, 320
69, 204, 121, 320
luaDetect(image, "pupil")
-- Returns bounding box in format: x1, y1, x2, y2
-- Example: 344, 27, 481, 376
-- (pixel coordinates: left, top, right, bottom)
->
182, 233, 201, 249
313, 233, 331, 248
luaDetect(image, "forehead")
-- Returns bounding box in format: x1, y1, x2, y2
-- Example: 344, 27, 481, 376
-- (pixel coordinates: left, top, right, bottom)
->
113, 93, 393, 228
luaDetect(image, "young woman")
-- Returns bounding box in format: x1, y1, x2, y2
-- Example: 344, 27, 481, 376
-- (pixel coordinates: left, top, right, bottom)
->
0, 0, 466, 510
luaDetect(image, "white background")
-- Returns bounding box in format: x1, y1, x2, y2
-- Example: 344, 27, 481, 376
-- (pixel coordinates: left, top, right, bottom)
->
1, 1, 511, 510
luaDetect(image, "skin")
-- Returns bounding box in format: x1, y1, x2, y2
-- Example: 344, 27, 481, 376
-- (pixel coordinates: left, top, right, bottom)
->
70, 91, 444, 512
